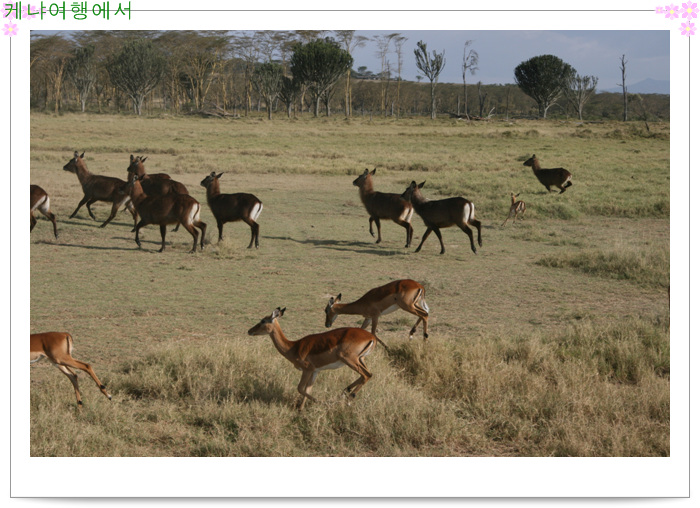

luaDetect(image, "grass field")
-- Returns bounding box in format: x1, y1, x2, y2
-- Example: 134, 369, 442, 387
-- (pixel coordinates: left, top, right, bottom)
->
28, 112, 670, 457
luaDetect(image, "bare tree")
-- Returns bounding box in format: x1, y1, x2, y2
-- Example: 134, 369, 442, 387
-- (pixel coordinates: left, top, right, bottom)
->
461, 40, 478, 118
393, 35, 408, 118
374, 33, 400, 117
618, 54, 629, 121
414, 40, 446, 120
564, 73, 598, 120
66, 45, 96, 113
335, 30, 368, 118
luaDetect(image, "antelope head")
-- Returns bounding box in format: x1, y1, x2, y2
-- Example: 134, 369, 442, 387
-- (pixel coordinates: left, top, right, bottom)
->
63, 151, 85, 173
352, 168, 376, 188
324, 294, 342, 328
248, 307, 286, 336
200, 171, 224, 189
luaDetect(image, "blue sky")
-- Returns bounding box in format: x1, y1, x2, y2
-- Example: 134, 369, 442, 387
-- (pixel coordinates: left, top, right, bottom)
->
352, 30, 670, 90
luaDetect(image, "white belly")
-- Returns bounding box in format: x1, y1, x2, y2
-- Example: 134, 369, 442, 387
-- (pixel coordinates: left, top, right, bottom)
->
316, 360, 345, 371
381, 304, 399, 316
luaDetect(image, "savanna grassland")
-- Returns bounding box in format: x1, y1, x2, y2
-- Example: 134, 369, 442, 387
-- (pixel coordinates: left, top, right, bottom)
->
29, 113, 670, 457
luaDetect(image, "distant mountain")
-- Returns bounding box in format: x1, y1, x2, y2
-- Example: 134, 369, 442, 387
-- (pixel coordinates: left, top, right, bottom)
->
602, 78, 670, 95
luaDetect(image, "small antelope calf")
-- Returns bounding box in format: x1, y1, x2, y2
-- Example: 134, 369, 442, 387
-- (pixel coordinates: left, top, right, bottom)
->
200, 172, 263, 248
502, 192, 526, 226
401, 180, 482, 255
63, 151, 137, 228
30, 332, 112, 407
30, 185, 58, 239
523, 154, 573, 194
353, 168, 414, 248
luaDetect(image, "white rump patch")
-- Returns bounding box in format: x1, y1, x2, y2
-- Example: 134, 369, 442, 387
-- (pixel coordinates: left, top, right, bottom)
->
381, 304, 399, 316
251, 203, 263, 221
420, 300, 430, 314
463, 203, 475, 223
32, 195, 49, 213
400, 207, 413, 222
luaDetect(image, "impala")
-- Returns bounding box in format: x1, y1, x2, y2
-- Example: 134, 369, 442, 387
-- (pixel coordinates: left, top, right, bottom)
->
125, 172, 207, 253
200, 171, 263, 248
353, 168, 414, 248
63, 151, 137, 228
30, 185, 58, 239
248, 307, 376, 410
30, 332, 112, 407
523, 154, 573, 194
501, 192, 526, 226
325, 279, 430, 343
401, 180, 482, 255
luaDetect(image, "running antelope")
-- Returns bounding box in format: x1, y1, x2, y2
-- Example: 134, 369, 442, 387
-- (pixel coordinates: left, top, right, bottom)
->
401, 180, 482, 255
200, 172, 263, 248
353, 168, 414, 248
30, 332, 112, 407
325, 279, 430, 344
63, 151, 137, 228
125, 173, 207, 253
30, 185, 58, 239
248, 307, 376, 410
501, 193, 526, 226
523, 154, 573, 194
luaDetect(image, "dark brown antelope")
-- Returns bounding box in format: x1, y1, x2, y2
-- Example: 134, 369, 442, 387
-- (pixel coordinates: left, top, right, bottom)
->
63, 151, 137, 228
125, 173, 207, 253
401, 181, 482, 255
325, 279, 430, 345
30, 185, 58, 239
501, 192, 526, 226
523, 154, 573, 194
200, 172, 263, 248
248, 307, 376, 410
30, 332, 112, 408
353, 168, 414, 248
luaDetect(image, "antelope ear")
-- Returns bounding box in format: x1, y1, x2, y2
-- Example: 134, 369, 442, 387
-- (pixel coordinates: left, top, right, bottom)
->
130, 154, 135, 161
141, 156, 148, 163
515, 193, 520, 197
328, 297, 335, 306
279, 307, 286, 317
370, 168, 376, 175
80, 152, 85, 158
363, 168, 369, 175
418, 181, 426, 189
336, 293, 342, 302
217, 172, 224, 179
532, 154, 536, 158
210, 171, 216, 177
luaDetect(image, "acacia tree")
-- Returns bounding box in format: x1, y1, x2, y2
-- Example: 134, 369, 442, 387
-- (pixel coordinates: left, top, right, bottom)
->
564, 73, 598, 120
66, 45, 96, 113
334, 30, 367, 117
414, 40, 446, 120
290, 38, 353, 117
514, 54, 575, 118
107, 39, 165, 115
279, 75, 301, 118
253, 62, 284, 120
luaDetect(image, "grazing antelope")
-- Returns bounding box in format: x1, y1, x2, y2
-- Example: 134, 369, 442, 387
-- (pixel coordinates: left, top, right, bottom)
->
248, 307, 376, 410
200, 172, 263, 248
353, 168, 414, 248
63, 151, 137, 228
501, 193, 526, 226
325, 279, 429, 344
401, 180, 482, 255
30, 332, 112, 407
523, 154, 573, 194
30, 185, 58, 239
125, 173, 207, 253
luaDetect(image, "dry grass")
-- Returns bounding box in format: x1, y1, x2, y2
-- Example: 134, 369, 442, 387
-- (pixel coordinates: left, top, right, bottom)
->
29, 113, 669, 457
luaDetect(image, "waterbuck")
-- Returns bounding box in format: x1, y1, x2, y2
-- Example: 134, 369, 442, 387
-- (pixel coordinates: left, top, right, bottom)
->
523, 154, 573, 194
30, 185, 58, 239
401, 180, 482, 255
353, 168, 414, 248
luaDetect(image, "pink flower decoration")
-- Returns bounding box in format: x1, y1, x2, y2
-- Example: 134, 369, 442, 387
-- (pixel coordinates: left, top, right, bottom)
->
3, 22, 18, 36
2, 5, 16, 19
656, 6, 666, 13
22, 4, 38, 20
666, 4, 680, 18
682, 2, 698, 18
679, 21, 696, 35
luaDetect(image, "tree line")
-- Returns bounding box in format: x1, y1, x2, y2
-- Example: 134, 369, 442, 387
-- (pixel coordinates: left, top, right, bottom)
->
30, 30, 669, 122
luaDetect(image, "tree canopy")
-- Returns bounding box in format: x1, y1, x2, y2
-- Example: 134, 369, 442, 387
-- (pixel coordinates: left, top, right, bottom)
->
107, 39, 166, 115
514, 54, 576, 118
